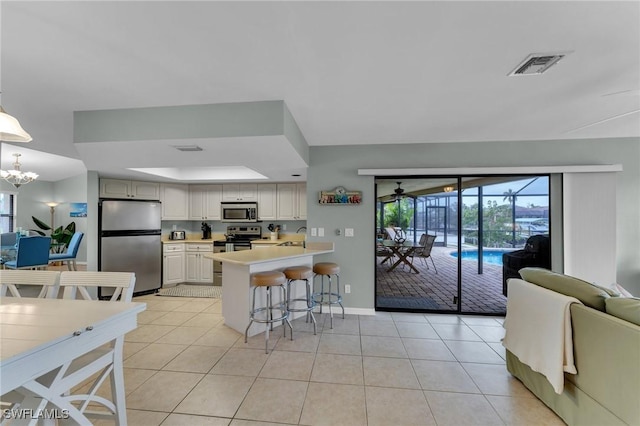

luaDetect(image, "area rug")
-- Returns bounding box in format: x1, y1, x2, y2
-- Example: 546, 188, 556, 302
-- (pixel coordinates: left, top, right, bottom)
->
157, 284, 222, 299
377, 296, 440, 310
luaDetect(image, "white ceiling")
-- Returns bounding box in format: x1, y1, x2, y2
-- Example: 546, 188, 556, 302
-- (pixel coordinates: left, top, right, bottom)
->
1, 1, 638, 183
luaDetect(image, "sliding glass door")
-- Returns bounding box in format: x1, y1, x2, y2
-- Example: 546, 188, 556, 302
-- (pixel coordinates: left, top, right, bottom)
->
375, 175, 550, 315
458, 176, 550, 313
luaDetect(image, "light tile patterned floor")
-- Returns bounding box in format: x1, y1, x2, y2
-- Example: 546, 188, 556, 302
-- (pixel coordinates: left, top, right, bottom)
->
90, 294, 564, 426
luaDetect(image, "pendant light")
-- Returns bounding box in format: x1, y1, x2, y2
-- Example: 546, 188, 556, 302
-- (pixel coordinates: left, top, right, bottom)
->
0, 106, 32, 142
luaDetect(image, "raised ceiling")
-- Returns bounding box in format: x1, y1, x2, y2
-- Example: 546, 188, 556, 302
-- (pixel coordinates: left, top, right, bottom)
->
1, 1, 638, 182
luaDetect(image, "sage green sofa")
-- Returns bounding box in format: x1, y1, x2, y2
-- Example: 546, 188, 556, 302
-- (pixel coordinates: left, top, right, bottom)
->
506, 268, 640, 426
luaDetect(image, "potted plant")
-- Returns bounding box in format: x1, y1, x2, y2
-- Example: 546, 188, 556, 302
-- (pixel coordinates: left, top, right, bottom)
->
31, 216, 76, 253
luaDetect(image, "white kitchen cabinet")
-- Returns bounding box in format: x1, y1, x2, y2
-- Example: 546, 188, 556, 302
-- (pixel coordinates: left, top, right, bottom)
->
162, 243, 185, 286
99, 179, 160, 200
277, 183, 307, 220
257, 184, 277, 220
297, 183, 307, 220
189, 184, 222, 220
160, 183, 189, 220
222, 184, 258, 202
185, 243, 213, 284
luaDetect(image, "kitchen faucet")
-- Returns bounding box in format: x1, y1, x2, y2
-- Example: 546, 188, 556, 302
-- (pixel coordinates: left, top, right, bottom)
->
296, 226, 307, 233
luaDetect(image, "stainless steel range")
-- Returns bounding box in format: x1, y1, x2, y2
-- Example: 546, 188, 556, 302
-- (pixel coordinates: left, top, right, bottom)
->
212, 225, 262, 286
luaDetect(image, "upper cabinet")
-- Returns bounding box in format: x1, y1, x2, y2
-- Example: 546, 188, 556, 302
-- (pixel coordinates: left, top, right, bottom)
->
100, 179, 160, 200
257, 184, 277, 220
222, 184, 258, 202
160, 183, 189, 220
277, 183, 306, 220
189, 184, 222, 220
297, 183, 307, 220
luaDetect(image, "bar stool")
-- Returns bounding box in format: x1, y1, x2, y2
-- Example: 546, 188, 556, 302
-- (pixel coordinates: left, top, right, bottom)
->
284, 266, 317, 335
245, 270, 293, 353
312, 262, 344, 329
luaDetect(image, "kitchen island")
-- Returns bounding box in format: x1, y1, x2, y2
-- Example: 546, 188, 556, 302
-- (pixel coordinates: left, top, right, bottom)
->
206, 242, 333, 336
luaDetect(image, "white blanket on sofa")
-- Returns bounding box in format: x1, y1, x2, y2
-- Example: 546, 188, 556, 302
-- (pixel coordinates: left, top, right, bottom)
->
502, 278, 582, 394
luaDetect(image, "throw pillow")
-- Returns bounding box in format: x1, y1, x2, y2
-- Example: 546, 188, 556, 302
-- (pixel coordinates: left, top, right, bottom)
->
612, 283, 634, 298
519, 267, 610, 311
590, 282, 621, 298
605, 297, 640, 326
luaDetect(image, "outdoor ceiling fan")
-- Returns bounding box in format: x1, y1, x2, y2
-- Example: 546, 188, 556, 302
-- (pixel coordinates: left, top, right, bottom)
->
392, 182, 416, 200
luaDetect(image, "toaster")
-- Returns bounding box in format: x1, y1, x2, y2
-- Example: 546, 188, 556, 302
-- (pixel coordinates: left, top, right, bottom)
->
169, 230, 186, 240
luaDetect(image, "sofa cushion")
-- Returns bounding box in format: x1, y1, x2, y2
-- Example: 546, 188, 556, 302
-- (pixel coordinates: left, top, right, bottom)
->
605, 297, 640, 326
518, 267, 610, 311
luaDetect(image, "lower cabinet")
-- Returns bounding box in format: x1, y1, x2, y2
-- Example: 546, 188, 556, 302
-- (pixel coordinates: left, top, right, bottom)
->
185, 243, 213, 284
163, 243, 185, 286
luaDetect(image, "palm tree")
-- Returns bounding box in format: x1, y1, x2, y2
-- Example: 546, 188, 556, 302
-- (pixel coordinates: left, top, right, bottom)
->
502, 188, 518, 204
503, 189, 518, 246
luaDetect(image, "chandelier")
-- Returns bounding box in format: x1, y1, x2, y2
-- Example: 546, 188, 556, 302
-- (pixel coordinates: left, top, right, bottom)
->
1, 153, 38, 188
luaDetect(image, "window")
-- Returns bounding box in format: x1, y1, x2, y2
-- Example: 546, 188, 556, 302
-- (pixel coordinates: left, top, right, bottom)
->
0, 192, 17, 233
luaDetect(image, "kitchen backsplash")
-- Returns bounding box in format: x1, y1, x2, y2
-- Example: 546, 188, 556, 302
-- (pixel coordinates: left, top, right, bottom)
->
161, 220, 307, 236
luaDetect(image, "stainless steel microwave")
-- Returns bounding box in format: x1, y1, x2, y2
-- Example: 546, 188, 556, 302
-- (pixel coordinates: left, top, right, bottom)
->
221, 202, 258, 222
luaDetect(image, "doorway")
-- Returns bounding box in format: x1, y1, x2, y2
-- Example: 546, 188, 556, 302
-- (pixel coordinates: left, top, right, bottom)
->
375, 175, 550, 315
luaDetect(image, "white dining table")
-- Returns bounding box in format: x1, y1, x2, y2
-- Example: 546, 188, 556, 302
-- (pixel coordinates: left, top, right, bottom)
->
0, 297, 146, 425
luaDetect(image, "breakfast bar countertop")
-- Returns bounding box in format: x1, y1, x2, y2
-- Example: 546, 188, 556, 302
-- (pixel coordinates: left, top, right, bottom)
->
205, 242, 334, 266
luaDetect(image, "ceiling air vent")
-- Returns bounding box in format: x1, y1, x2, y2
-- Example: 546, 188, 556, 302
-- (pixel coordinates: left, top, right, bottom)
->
172, 145, 203, 152
509, 52, 571, 76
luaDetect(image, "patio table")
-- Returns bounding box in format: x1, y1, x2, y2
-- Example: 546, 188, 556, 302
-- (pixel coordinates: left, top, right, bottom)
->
382, 240, 422, 273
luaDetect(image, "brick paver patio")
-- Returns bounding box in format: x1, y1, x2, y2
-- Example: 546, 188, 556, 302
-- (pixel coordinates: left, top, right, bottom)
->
376, 246, 507, 314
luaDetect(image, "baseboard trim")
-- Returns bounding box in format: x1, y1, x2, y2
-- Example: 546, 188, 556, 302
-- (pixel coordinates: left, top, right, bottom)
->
344, 307, 376, 316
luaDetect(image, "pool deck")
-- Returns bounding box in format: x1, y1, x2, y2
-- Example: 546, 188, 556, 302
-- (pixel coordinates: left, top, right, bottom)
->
376, 246, 507, 314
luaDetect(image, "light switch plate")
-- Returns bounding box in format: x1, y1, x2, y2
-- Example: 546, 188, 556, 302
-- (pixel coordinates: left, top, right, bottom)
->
318, 227, 325, 237
311, 228, 317, 236
345, 228, 354, 237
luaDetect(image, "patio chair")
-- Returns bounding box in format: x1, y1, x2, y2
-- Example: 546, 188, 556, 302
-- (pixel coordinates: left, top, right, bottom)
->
378, 228, 402, 264
2, 236, 51, 270
49, 231, 84, 270
376, 242, 395, 264
411, 234, 438, 273
384, 227, 398, 241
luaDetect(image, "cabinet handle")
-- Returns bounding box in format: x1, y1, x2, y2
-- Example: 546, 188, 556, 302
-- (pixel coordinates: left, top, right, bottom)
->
86, 326, 94, 331
73, 330, 82, 336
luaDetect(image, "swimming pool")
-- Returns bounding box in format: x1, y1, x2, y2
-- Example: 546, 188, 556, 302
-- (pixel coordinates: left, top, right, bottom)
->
450, 249, 515, 266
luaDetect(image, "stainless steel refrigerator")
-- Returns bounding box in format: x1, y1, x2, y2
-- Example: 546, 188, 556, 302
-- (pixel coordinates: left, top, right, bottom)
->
98, 199, 162, 298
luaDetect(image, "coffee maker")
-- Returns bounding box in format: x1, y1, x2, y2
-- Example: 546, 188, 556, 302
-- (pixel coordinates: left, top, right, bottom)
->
201, 222, 212, 239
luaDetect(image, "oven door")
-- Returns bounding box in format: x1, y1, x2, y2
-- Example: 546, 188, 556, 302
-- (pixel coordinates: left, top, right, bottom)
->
212, 244, 229, 286
212, 242, 252, 286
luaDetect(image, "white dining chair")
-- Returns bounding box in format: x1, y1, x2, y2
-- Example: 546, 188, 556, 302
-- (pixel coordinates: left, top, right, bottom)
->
29, 271, 136, 425
0, 270, 60, 298
0, 270, 61, 423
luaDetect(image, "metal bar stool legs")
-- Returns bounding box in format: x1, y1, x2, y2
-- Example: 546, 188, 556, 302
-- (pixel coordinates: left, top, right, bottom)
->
284, 266, 317, 335
312, 262, 344, 329
245, 271, 293, 353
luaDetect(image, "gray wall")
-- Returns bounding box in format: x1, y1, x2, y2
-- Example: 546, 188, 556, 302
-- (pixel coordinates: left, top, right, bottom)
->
1, 173, 89, 263
307, 137, 640, 307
